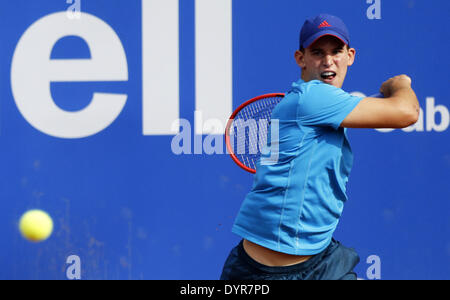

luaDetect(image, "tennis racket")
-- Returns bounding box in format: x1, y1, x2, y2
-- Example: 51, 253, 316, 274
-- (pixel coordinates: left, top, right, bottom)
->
225, 93, 285, 173
225, 92, 383, 174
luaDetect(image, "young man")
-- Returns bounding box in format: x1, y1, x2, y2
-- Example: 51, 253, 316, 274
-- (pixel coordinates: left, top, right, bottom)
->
220, 14, 419, 280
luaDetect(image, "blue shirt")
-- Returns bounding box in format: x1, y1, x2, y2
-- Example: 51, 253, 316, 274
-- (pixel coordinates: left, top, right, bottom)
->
232, 79, 364, 255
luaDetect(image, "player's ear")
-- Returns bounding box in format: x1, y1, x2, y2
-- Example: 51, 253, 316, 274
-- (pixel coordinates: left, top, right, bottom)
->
295, 49, 306, 68
347, 47, 356, 66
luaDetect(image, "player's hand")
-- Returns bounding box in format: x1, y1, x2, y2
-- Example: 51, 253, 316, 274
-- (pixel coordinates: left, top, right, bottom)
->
380, 75, 412, 97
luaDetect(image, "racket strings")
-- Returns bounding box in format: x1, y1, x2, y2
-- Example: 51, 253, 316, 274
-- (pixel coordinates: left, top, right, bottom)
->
230, 96, 283, 171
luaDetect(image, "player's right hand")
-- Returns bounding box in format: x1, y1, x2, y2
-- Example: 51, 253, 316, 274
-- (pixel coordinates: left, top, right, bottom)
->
380, 75, 412, 97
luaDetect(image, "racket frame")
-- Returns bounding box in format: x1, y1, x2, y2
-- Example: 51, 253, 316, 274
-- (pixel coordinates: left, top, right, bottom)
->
225, 93, 285, 174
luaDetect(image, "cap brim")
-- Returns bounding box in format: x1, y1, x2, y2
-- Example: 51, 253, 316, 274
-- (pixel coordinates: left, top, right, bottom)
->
302, 31, 349, 49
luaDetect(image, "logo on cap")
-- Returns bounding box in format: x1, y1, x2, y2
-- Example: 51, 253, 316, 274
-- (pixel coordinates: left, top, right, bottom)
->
318, 20, 332, 28
299, 14, 350, 49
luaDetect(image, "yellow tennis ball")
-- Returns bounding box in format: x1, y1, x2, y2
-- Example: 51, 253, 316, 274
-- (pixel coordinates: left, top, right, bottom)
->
19, 210, 53, 242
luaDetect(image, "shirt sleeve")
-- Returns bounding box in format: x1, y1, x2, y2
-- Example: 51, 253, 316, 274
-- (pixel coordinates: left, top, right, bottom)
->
297, 82, 364, 129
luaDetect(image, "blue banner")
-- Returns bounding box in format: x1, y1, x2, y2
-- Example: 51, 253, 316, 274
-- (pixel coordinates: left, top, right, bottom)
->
0, 0, 448, 279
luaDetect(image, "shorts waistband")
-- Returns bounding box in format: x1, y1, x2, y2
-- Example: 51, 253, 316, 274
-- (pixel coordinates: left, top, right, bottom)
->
237, 239, 338, 274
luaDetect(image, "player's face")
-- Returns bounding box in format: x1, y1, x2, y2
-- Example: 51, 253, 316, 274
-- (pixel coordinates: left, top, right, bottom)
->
295, 35, 355, 88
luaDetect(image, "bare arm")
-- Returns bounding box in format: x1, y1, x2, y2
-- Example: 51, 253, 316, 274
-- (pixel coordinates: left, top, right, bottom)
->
341, 75, 420, 128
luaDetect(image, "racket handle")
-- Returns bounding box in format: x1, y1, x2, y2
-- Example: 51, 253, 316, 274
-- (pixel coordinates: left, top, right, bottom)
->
369, 92, 384, 98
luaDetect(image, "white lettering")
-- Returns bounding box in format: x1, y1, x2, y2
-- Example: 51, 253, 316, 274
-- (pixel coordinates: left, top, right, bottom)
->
10, 10, 445, 139
351, 93, 450, 133
179, 284, 214, 297
233, 118, 258, 154
366, 0, 382, 20
66, 0, 81, 20
203, 134, 224, 155
142, 0, 180, 135
260, 119, 280, 166
223, 285, 270, 295
171, 119, 191, 155
426, 97, 449, 132
195, 0, 233, 134
66, 255, 81, 280
11, 12, 128, 139
194, 111, 205, 154
366, 255, 381, 280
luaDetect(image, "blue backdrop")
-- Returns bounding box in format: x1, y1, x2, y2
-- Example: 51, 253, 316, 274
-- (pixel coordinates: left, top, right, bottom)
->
0, 0, 449, 279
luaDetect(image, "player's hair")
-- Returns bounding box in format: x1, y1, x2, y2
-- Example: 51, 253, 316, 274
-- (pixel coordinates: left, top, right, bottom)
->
299, 44, 350, 53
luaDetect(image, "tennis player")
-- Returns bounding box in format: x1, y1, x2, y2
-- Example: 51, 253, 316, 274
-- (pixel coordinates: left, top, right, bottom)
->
220, 14, 419, 280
